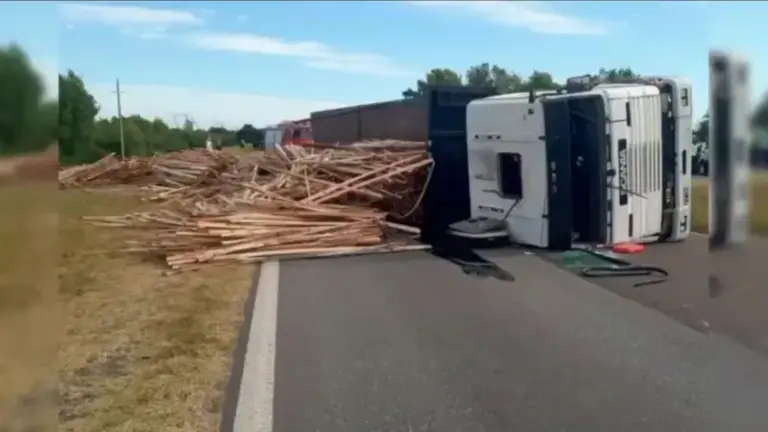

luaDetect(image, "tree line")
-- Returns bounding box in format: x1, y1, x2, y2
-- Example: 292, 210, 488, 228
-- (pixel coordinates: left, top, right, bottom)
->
402, 65, 639, 97
1, 43, 266, 166
0, 45, 58, 156
57, 71, 267, 166
2, 43, 767, 170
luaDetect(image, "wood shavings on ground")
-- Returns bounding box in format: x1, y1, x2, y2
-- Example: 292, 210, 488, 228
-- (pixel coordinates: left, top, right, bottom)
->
59, 142, 433, 271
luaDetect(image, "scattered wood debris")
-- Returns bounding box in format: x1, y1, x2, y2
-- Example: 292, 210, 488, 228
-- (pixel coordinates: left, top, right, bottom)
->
59, 142, 434, 271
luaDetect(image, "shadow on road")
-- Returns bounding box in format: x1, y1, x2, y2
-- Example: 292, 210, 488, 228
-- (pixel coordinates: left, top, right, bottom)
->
427, 236, 516, 283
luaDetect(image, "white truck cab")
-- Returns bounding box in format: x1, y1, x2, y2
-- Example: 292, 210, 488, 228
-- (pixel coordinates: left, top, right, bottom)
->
458, 76, 693, 249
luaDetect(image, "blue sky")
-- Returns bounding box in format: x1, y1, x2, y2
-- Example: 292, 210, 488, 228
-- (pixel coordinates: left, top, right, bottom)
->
1, 1, 766, 129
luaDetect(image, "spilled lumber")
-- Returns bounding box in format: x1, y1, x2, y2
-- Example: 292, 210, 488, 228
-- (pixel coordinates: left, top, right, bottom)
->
61, 142, 433, 271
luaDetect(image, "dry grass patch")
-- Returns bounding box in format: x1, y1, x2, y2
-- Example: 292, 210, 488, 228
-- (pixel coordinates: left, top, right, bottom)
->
1, 185, 254, 432
0, 182, 58, 432
691, 171, 768, 235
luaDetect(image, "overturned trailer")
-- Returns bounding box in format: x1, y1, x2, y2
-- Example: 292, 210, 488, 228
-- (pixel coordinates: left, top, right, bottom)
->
310, 99, 428, 144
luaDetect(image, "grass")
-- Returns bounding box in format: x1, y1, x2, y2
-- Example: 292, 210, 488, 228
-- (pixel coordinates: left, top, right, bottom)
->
0, 181, 58, 432
0, 183, 253, 432
691, 171, 768, 235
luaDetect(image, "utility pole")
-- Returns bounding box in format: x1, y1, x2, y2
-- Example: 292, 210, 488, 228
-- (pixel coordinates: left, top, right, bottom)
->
114, 79, 126, 159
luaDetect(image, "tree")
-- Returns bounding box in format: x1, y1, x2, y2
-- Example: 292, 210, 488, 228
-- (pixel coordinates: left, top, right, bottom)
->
59, 70, 99, 164
208, 126, 240, 148
464, 63, 494, 89
520, 70, 559, 91
753, 95, 768, 130
693, 111, 709, 145
491, 65, 522, 94
34, 100, 58, 148
91, 118, 122, 157
235, 124, 264, 147
400, 64, 648, 100
692, 112, 709, 174
755, 94, 768, 153
465, 63, 521, 93
0, 43, 48, 154
596, 67, 637, 82
402, 68, 463, 98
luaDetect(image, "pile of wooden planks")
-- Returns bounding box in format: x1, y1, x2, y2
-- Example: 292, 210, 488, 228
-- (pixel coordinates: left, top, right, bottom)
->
62, 142, 433, 271
58, 149, 236, 188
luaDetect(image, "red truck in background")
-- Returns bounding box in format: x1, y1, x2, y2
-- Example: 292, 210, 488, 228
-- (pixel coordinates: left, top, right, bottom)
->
264, 118, 314, 150
279, 119, 313, 146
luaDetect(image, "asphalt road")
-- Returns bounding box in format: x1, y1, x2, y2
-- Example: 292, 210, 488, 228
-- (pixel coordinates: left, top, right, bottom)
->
536, 234, 768, 356
228, 249, 768, 432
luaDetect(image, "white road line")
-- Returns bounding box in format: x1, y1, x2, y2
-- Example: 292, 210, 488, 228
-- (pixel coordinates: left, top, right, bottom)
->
234, 261, 280, 432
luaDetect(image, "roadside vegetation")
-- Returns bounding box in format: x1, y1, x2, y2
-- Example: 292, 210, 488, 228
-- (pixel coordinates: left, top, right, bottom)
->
691, 172, 768, 235
0, 43, 254, 432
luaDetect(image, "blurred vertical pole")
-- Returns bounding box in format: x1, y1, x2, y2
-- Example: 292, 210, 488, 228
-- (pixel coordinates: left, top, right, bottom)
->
114, 79, 126, 159
708, 51, 751, 249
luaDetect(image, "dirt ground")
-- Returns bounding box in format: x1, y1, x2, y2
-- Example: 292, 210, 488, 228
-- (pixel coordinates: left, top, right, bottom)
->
0, 146, 59, 184
0, 182, 253, 432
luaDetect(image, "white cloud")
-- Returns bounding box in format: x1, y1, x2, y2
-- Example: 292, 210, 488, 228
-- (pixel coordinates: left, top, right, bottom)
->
120, 26, 171, 40
186, 32, 414, 77
86, 81, 346, 130
404, 1, 611, 35
59, 3, 203, 39
195, 8, 217, 18
58, 4, 412, 77
59, 3, 202, 25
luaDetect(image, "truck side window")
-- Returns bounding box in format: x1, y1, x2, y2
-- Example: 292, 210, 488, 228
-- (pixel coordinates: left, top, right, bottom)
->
681, 88, 689, 107
682, 150, 687, 174
497, 152, 523, 199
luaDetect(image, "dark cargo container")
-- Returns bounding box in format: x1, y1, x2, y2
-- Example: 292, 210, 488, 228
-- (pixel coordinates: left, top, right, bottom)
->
360, 100, 427, 142
310, 106, 362, 144
310, 99, 428, 144
420, 85, 498, 243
